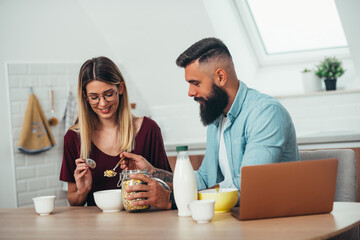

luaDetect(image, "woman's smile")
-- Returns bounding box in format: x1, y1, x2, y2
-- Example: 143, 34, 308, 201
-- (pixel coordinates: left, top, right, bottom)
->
98, 106, 112, 114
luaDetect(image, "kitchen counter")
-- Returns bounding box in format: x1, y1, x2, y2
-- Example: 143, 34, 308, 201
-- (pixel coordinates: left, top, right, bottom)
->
297, 130, 360, 144
165, 141, 206, 156
297, 131, 360, 149
165, 131, 360, 155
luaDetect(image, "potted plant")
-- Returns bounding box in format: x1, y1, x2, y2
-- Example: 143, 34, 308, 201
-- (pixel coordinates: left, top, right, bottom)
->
315, 57, 345, 91
301, 68, 321, 93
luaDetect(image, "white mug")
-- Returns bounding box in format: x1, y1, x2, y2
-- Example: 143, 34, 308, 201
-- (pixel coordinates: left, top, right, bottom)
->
189, 199, 216, 223
32, 195, 56, 216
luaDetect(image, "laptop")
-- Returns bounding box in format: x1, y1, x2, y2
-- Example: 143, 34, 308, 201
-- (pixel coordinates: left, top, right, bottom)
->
232, 158, 338, 220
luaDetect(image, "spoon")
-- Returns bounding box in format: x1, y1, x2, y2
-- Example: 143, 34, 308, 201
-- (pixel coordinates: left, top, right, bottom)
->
48, 89, 58, 126
104, 155, 126, 178
86, 158, 96, 169
215, 184, 220, 193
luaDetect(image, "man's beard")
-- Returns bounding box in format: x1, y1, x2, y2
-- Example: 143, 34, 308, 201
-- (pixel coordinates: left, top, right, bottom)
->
194, 83, 228, 126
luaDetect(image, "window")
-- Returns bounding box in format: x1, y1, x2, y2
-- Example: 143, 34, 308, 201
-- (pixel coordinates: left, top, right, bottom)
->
234, 0, 349, 65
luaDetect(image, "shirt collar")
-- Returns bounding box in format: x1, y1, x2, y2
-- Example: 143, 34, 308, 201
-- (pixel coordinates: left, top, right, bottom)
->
212, 80, 248, 126
227, 80, 247, 122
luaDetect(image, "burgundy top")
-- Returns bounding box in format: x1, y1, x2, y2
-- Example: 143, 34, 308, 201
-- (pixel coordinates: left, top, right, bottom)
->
59, 117, 171, 206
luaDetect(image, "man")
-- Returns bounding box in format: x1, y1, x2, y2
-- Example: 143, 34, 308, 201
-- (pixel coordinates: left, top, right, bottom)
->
120, 37, 300, 209
176, 37, 300, 190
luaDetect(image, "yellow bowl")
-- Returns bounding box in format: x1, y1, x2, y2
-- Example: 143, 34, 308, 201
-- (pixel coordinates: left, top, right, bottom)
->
198, 188, 238, 213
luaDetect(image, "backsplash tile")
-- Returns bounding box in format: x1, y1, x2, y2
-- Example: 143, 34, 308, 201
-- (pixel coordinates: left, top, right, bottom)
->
8, 63, 78, 207
7, 62, 147, 207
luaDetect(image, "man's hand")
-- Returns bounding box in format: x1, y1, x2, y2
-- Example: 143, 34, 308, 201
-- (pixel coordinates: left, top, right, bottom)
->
125, 173, 172, 210
120, 152, 156, 174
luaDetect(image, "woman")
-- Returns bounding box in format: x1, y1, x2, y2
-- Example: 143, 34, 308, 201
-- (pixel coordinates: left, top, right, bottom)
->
60, 56, 171, 206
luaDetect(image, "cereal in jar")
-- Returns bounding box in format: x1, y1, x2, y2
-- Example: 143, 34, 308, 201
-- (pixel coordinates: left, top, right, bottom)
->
121, 170, 150, 212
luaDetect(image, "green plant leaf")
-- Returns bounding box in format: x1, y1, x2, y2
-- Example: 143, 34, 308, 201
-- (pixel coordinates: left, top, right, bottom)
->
314, 56, 345, 80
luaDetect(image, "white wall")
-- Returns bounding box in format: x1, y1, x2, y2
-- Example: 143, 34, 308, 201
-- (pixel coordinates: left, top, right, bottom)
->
77, 0, 215, 107
0, 0, 215, 207
202, 0, 259, 85
0, 0, 110, 208
278, 91, 360, 135
0, 0, 114, 208
1, 0, 360, 208
7, 63, 80, 207
335, 0, 360, 83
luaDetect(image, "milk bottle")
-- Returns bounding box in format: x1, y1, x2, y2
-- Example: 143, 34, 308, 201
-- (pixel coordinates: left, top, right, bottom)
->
173, 146, 197, 217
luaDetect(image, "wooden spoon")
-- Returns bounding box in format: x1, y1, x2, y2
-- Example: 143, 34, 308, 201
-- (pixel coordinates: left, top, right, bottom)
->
215, 183, 220, 193
48, 89, 58, 126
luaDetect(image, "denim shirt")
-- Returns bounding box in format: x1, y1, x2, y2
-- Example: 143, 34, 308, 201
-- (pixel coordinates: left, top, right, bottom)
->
195, 81, 300, 190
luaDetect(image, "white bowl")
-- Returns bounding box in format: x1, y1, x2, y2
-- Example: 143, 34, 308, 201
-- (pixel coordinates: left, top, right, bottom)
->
32, 195, 56, 216
93, 189, 123, 212
189, 199, 216, 223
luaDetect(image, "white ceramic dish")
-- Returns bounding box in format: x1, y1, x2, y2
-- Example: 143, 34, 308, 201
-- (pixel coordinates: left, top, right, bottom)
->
93, 189, 123, 212
32, 195, 56, 216
189, 199, 216, 223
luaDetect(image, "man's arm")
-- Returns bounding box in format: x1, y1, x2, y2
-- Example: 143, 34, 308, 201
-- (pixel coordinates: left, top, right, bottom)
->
194, 125, 219, 190
233, 104, 295, 189
150, 168, 173, 190
194, 158, 210, 190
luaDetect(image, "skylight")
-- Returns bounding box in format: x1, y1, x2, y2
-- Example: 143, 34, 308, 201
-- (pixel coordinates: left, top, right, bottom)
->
246, 0, 348, 54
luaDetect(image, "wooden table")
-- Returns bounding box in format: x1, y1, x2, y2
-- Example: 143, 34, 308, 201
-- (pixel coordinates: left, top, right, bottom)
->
1, 202, 360, 240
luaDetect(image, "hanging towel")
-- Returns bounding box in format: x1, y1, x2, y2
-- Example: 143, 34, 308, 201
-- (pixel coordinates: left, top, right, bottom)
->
62, 91, 77, 133
18, 93, 56, 154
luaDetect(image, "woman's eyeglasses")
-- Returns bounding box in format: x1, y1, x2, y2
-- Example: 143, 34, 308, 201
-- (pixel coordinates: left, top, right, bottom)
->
87, 90, 118, 105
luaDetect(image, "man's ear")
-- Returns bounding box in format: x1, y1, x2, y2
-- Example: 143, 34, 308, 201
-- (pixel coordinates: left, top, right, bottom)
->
118, 82, 125, 95
215, 68, 227, 87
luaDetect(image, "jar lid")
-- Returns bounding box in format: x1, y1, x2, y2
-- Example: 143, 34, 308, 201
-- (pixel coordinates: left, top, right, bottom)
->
118, 169, 149, 187
176, 146, 188, 152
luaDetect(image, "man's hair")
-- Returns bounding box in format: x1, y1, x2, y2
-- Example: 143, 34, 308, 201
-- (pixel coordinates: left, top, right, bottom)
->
176, 37, 232, 68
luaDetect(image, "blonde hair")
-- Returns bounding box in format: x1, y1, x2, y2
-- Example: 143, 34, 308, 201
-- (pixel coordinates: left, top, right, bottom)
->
70, 57, 134, 159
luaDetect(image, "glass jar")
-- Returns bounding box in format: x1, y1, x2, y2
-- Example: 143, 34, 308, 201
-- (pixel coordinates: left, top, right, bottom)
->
121, 169, 150, 212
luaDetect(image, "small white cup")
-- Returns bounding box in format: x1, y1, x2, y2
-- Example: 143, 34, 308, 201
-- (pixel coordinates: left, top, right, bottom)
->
32, 195, 56, 216
189, 199, 216, 224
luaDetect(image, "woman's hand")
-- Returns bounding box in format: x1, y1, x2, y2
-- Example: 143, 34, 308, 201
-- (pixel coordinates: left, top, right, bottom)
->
74, 158, 92, 194
120, 152, 156, 174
